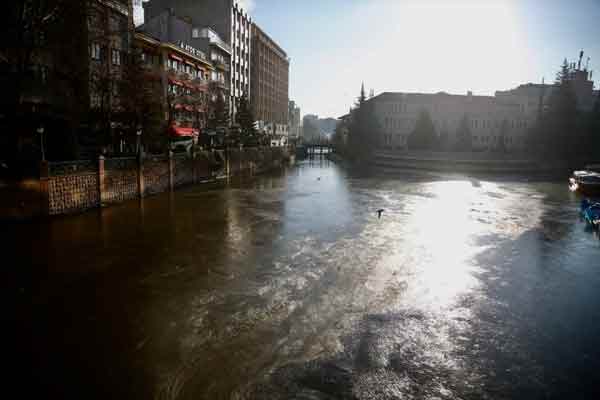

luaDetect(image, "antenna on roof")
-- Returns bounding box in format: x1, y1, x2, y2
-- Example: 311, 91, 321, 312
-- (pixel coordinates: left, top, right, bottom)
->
578, 50, 584, 70
586, 57, 591, 70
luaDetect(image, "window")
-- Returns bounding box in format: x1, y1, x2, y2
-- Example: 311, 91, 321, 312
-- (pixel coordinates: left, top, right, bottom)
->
39, 65, 48, 84
91, 92, 101, 108
192, 28, 200, 38
91, 43, 101, 60
111, 49, 121, 66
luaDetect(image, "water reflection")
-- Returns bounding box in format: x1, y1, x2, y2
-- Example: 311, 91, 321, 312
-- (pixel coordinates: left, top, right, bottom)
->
6, 162, 600, 399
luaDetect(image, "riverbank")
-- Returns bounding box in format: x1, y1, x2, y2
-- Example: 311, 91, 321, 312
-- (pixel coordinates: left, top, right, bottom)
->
371, 150, 571, 174
1, 147, 291, 220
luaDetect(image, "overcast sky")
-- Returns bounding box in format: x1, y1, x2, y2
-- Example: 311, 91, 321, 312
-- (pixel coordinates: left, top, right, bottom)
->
134, 0, 600, 119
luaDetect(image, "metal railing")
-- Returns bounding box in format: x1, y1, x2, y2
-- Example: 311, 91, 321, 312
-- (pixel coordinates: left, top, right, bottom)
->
49, 160, 98, 177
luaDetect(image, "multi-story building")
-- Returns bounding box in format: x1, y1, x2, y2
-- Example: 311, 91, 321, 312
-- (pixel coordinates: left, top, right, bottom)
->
143, 0, 252, 122
250, 23, 289, 141
372, 91, 529, 151
495, 52, 596, 121
134, 31, 216, 149
302, 114, 319, 141
86, 0, 136, 154
288, 101, 301, 140
0, 0, 135, 162
139, 10, 230, 98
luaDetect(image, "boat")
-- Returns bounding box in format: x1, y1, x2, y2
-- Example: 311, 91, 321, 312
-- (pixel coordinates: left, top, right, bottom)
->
581, 199, 600, 229
569, 170, 600, 195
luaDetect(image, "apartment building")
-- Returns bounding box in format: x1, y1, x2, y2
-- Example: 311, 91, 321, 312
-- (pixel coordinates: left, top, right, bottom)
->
134, 32, 215, 146
143, 0, 252, 122
0, 0, 135, 161
250, 23, 289, 138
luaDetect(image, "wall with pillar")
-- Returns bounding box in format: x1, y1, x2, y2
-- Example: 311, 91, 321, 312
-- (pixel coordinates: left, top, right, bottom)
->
34, 147, 290, 217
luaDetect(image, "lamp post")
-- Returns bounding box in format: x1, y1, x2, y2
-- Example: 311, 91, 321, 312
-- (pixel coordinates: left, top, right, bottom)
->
37, 126, 45, 161
136, 125, 142, 156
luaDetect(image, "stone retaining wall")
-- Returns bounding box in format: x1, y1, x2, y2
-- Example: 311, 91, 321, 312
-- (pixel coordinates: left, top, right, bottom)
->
102, 158, 138, 205
28, 147, 290, 217
143, 156, 170, 196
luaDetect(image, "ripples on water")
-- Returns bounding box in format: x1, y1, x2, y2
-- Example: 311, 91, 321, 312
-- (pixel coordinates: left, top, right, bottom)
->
8, 161, 600, 399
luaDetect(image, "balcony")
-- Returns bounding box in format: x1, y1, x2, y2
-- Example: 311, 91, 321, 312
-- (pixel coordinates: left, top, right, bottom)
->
211, 79, 228, 90
199, 29, 231, 54
211, 59, 230, 72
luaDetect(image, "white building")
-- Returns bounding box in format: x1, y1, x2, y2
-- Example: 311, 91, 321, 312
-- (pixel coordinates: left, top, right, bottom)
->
372, 91, 530, 151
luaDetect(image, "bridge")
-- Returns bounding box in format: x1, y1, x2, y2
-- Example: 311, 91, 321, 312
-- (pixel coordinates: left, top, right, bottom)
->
296, 143, 333, 159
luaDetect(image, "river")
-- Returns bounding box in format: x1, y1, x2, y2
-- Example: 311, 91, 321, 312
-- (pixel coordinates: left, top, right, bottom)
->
6, 159, 600, 399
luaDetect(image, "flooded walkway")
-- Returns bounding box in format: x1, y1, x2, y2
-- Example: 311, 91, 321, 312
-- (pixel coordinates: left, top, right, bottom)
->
6, 161, 600, 399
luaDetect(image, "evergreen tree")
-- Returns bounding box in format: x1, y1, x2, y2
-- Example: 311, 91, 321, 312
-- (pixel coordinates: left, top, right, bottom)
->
543, 59, 577, 159
407, 109, 437, 150
584, 91, 600, 158
454, 114, 472, 151
494, 119, 509, 153
236, 93, 258, 146
346, 83, 380, 162
209, 89, 229, 129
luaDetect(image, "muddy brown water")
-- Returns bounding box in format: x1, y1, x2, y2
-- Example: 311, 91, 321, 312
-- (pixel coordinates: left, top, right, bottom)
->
5, 160, 600, 399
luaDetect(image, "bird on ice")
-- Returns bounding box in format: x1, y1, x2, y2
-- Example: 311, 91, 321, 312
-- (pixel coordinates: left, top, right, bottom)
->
377, 209, 384, 219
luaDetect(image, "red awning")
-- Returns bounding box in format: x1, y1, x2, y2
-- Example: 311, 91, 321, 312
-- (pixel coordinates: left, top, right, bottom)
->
169, 126, 199, 138
184, 105, 194, 112
169, 78, 184, 86
169, 54, 183, 62
185, 60, 195, 66
174, 104, 183, 110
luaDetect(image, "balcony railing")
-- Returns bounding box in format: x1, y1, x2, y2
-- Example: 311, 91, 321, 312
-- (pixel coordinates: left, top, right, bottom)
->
211, 59, 230, 71
211, 79, 227, 89
208, 37, 231, 53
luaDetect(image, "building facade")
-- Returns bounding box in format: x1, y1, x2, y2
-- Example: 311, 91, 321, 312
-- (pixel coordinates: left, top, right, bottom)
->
288, 100, 301, 140
86, 0, 136, 154
250, 23, 289, 140
134, 32, 216, 150
143, 0, 252, 122
372, 91, 529, 151
0, 0, 135, 162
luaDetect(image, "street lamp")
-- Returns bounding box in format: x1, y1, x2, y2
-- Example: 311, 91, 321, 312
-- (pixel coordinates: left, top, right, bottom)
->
37, 126, 45, 161
136, 125, 142, 156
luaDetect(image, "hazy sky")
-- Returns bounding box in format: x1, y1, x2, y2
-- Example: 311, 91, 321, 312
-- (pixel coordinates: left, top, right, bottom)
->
135, 0, 600, 119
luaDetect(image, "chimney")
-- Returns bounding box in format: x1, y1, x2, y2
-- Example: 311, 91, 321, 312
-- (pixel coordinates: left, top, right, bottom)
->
467, 91, 473, 97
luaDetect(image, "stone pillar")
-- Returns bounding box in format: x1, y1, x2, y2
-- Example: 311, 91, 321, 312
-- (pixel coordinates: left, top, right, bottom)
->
39, 160, 50, 216
98, 155, 105, 206
226, 148, 230, 179
138, 153, 145, 198
168, 151, 174, 191
192, 148, 198, 184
